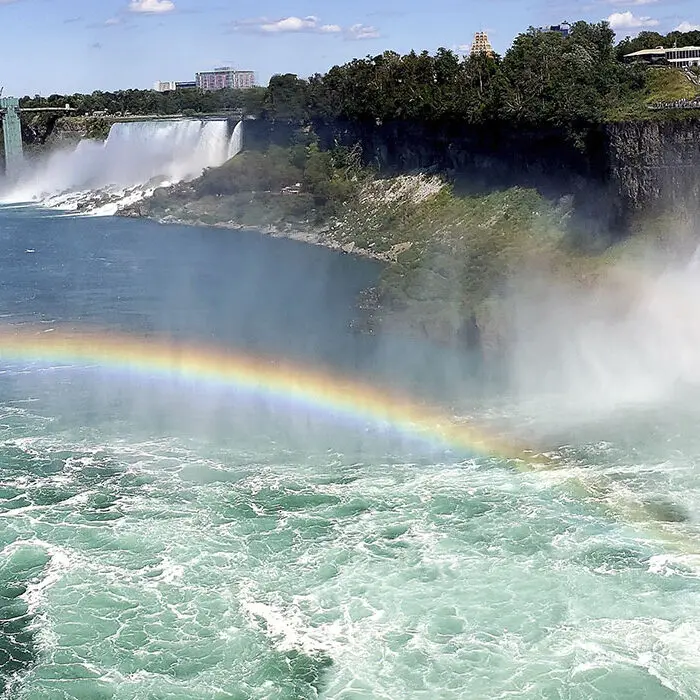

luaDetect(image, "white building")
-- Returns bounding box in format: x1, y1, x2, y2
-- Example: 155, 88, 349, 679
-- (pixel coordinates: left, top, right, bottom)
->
624, 46, 700, 68
153, 81, 177, 92
666, 46, 700, 68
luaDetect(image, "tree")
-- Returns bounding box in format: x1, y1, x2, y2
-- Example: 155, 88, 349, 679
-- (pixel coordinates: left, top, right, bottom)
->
264, 74, 310, 122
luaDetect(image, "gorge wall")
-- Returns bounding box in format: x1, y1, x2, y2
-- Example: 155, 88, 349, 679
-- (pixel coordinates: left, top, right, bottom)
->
607, 119, 700, 215
6, 114, 700, 229
244, 116, 700, 231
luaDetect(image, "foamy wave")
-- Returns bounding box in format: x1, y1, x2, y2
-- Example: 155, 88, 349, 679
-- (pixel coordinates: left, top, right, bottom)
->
240, 588, 330, 656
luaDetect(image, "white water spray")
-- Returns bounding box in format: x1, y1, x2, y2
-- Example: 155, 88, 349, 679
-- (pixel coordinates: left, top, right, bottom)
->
507, 248, 700, 423
0, 119, 242, 213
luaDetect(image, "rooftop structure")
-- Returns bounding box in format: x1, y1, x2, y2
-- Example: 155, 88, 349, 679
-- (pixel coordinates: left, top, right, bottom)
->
470, 32, 495, 58
153, 80, 197, 92
196, 67, 256, 91
538, 22, 571, 38
624, 46, 700, 68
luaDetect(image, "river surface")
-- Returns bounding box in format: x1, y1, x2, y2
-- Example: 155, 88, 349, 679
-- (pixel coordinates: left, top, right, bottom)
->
2, 206, 700, 699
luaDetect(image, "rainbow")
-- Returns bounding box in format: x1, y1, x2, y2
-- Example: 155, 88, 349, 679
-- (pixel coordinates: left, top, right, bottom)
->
0, 324, 536, 464
0, 324, 698, 556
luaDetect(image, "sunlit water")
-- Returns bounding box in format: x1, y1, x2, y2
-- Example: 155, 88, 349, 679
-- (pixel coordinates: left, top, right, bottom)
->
2, 206, 700, 699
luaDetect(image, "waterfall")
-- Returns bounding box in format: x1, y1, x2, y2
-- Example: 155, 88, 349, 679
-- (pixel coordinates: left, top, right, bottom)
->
227, 122, 243, 160
1, 118, 234, 211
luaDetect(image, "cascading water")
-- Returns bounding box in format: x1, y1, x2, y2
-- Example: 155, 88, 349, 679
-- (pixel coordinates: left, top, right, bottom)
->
0, 119, 242, 214
228, 121, 243, 160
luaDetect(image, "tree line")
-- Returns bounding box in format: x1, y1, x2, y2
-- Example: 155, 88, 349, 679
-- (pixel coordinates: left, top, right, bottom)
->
19, 87, 266, 118
19, 22, 700, 141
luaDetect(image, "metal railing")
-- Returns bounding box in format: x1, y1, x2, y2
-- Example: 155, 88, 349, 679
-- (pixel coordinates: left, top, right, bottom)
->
648, 97, 700, 111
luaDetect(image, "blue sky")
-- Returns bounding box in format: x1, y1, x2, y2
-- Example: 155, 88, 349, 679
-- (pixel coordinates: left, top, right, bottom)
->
0, 0, 699, 96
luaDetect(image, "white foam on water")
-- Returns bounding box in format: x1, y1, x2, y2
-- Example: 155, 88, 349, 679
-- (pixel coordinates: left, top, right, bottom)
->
0, 539, 74, 646
4, 401, 700, 698
240, 588, 329, 656
648, 554, 700, 577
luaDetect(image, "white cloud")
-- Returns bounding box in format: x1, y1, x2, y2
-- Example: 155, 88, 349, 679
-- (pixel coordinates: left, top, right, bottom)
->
607, 0, 658, 5
675, 21, 700, 32
233, 16, 379, 40
261, 16, 323, 32
347, 23, 380, 40
235, 16, 340, 34
607, 11, 659, 31
128, 0, 174, 14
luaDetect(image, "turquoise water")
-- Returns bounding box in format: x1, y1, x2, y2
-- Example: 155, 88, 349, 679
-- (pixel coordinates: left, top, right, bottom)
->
2, 207, 700, 699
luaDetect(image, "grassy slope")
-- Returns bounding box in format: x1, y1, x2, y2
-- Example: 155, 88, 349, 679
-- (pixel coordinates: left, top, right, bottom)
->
608, 68, 700, 122
357, 184, 587, 342
645, 68, 700, 102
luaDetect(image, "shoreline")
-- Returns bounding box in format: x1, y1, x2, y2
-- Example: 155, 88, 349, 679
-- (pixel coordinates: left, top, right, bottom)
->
118, 210, 395, 263
114, 172, 442, 266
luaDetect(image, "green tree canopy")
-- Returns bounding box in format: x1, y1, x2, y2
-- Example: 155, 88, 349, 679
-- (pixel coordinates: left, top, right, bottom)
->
20, 20, 691, 148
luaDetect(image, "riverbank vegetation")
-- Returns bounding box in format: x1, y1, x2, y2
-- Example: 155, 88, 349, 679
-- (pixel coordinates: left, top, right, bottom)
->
132, 135, 367, 228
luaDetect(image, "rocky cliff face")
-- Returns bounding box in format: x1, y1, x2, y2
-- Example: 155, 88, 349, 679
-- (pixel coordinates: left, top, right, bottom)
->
606, 118, 700, 215
247, 116, 700, 230
248, 118, 604, 184
11, 113, 700, 227
247, 119, 617, 235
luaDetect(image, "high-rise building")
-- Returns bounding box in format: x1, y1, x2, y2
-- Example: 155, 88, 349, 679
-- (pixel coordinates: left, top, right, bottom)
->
195, 67, 256, 91
470, 32, 495, 57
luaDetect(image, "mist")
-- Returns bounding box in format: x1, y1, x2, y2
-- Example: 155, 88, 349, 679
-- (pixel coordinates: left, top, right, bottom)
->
4, 126, 700, 461
485, 224, 700, 440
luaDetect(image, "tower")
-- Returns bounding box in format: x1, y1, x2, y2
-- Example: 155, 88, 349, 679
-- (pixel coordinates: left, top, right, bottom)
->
470, 32, 495, 58
0, 97, 24, 179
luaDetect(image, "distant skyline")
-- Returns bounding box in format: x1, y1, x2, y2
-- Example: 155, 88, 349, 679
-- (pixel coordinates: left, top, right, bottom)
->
0, 0, 698, 96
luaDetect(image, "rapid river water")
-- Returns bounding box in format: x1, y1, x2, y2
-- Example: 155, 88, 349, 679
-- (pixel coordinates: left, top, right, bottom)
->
1, 205, 700, 699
